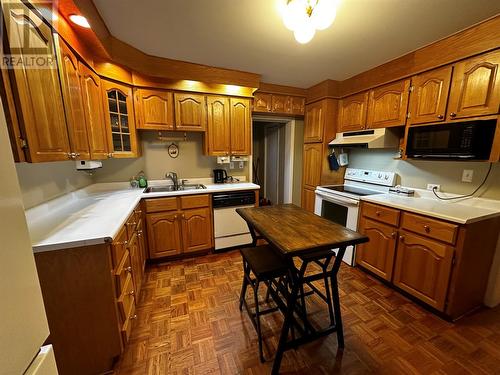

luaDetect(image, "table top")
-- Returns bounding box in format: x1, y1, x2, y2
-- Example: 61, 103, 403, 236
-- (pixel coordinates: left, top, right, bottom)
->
236, 204, 368, 257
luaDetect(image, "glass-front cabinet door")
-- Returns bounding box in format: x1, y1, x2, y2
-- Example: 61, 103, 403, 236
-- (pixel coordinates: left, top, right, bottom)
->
101, 80, 139, 158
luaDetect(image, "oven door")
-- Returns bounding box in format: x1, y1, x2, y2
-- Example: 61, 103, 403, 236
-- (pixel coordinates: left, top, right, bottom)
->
314, 190, 360, 266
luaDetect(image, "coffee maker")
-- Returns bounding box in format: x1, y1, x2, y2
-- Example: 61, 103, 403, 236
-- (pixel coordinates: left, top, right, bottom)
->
213, 169, 228, 183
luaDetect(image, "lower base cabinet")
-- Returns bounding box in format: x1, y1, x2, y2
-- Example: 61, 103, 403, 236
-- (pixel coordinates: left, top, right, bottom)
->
34, 204, 145, 375
356, 201, 500, 319
302, 186, 316, 212
145, 194, 214, 259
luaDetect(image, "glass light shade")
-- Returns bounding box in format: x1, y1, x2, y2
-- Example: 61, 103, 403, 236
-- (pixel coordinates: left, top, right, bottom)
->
69, 14, 91, 28
294, 23, 316, 44
311, 0, 337, 30
282, 0, 309, 31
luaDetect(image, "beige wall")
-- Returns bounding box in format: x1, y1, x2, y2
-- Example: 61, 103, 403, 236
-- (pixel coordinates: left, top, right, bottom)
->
348, 149, 500, 199
15, 161, 93, 209
292, 120, 304, 206
93, 132, 249, 183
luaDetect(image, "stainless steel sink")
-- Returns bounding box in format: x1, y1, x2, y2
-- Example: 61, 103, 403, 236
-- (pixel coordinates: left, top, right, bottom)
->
144, 184, 206, 193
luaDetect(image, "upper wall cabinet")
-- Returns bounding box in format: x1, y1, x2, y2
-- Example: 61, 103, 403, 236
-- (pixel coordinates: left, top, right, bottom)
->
408, 66, 452, 125
253, 92, 305, 116
174, 93, 207, 131
55, 35, 90, 160
253, 93, 272, 112
229, 98, 251, 155
102, 80, 139, 158
366, 79, 410, 128
338, 92, 368, 132
79, 62, 109, 160
134, 89, 174, 131
304, 100, 325, 143
206, 96, 230, 156
447, 50, 500, 120
2, 0, 71, 162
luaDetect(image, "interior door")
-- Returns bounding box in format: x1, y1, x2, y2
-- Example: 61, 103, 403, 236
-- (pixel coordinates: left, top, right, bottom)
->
264, 124, 285, 205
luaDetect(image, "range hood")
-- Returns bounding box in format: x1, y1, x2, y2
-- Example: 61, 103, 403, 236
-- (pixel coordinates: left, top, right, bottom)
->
329, 128, 400, 149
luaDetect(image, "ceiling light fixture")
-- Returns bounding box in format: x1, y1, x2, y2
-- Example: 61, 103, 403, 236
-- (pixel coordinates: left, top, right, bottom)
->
69, 14, 91, 29
279, 0, 338, 44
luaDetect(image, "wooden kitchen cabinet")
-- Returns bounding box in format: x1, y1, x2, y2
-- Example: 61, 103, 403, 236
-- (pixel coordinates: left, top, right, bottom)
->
174, 93, 207, 131
366, 79, 410, 128
302, 143, 323, 188
2, 0, 71, 162
301, 186, 317, 213
447, 50, 500, 120
206, 96, 231, 155
55, 35, 90, 160
338, 92, 368, 132
229, 97, 251, 155
393, 230, 454, 311
79, 62, 109, 160
271, 94, 287, 113
286, 96, 306, 115
145, 194, 213, 259
253, 92, 305, 115
134, 88, 174, 130
356, 217, 397, 281
253, 92, 272, 112
102, 80, 139, 158
408, 66, 453, 125
304, 100, 325, 143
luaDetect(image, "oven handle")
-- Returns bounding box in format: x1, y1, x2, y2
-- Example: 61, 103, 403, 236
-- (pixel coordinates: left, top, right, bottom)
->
315, 191, 359, 207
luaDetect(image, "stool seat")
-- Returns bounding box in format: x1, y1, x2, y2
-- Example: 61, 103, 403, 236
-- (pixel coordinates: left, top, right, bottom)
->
240, 245, 288, 279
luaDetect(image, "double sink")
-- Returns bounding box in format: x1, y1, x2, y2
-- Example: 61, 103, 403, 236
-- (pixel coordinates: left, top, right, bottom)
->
144, 184, 207, 193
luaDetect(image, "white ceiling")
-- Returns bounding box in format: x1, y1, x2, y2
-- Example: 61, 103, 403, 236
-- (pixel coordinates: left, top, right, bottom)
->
93, 0, 500, 88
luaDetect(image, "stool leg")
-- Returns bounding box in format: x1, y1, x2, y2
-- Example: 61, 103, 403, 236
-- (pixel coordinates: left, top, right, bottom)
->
323, 273, 335, 326
330, 276, 344, 349
239, 262, 249, 311
254, 280, 265, 362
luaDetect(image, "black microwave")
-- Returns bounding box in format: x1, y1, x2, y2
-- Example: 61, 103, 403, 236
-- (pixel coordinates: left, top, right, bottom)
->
406, 120, 497, 160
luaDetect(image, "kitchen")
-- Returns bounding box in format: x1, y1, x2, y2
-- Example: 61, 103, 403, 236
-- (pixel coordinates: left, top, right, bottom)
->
1, 0, 500, 374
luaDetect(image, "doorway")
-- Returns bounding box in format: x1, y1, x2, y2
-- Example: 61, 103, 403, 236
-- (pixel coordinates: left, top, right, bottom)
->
252, 118, 303, 206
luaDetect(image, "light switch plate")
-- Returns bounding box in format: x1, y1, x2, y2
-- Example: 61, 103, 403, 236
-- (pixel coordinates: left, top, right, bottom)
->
229, 162, 235, 169
462, 169, 473, 183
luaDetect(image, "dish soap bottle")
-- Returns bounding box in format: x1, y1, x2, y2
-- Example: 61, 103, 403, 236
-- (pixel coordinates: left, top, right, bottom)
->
137, 171, 148, 188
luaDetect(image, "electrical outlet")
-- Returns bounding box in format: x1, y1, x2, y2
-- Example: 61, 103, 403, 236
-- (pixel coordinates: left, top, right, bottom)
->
462, 169, 473, 183
229, 162, 235, 169
238, 161, 244, 169
427, 184, 441, 191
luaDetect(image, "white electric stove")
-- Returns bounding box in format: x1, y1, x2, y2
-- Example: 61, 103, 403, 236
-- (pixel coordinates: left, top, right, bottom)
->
315, 168, 397, 266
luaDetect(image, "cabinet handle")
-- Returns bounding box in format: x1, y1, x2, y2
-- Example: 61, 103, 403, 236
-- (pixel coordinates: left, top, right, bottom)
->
135, 210, 143, 214
107, 153, 114, 158
130, 314, 137, 320
399, 235, 405, 242
127, 222, 137, 226
391, 232, 397, 239
437, 114, 444, 119
182, 214, 186, 219
128, 290, 135, 296
174, 215, 178, 220
125, 266, 132, 273
450, 112, 457, 118
375, 211, 381, 216
423, 225, 431, 233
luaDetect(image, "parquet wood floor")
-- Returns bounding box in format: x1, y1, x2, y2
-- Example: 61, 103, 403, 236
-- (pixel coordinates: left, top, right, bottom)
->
114, 250, 500, 375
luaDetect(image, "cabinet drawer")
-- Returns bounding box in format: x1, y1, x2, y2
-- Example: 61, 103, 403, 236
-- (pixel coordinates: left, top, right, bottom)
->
115, 250, 132, 296
145, 197, 178, 213
180, 194, 210, 209
125, 212, 139, 238
111, 226, 128, 267
401, 213, 458, 245
117, 273, 135, 322
362, 202, 400, 227
121, 301, 136, 345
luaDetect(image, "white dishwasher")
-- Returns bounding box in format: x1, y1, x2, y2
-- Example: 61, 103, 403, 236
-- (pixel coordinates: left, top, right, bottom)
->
212, 191, 256, 251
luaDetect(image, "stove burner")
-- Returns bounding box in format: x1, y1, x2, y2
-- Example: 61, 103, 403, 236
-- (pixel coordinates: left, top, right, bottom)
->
321, 185, 383, 196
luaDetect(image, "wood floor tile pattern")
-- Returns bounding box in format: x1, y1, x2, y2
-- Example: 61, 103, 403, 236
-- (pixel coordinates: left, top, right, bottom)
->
114, 251, 500, 375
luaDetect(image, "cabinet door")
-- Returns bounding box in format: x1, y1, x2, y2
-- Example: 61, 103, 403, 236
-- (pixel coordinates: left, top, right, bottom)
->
447, 50, 500, 120
206, 96, 230, 156
230, 97, 251, 155
253, 93, 272, 112
304, 101, 325, 143
286, 96, 306, 115
366, 79, 410, 128
301, 186, 316, 213
356, 217, 397, 281
408, 66, 452, 125
393, 231, 454, 311
181, 207, 213, 253
2, 0, 70, 162
302, 143, 322, 188
102, 80, 138, 158
127, 232, 143, 299
55, 35, 90, 160
271, 94, 287, 113
146, 212, 182, 258
79, 62, 109, 160
134, 89, 174, 130
339, 92, 368, 132
174, 93, 207, 131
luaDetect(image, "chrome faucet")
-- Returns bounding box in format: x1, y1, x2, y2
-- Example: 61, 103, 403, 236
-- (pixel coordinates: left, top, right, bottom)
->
165, 172, 179, 190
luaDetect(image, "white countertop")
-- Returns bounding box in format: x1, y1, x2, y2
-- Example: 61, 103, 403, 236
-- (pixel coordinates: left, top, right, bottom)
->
360, 189, 500, 224
26, 180, 260, 252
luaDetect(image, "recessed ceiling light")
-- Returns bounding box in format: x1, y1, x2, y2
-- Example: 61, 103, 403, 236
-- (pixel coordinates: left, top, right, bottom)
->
69, 14, 90, 29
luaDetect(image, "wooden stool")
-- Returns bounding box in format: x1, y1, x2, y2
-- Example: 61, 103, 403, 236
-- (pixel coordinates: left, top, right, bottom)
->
239, 245, 288, 362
